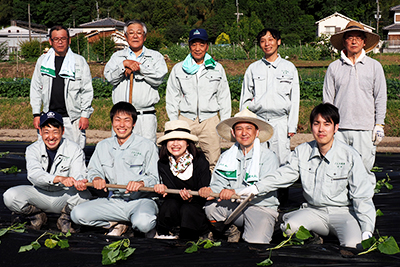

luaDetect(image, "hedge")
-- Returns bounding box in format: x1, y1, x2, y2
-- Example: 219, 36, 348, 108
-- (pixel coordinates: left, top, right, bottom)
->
1, 77, 399, 101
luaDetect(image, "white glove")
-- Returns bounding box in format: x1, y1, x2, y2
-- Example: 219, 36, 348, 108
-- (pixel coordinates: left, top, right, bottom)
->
362, 231, 373, 241
237, 185, 259, 197
372, 124, 384, 145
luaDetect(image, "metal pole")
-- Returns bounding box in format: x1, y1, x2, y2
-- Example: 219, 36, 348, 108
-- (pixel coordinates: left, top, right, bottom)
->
28, 4, 31, 41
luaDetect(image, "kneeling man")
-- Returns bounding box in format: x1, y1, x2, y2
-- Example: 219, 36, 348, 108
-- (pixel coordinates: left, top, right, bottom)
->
199, 109, 279, 244
248, 103, 375, 248
3, 111, 91, 233
71, 102, 159, 236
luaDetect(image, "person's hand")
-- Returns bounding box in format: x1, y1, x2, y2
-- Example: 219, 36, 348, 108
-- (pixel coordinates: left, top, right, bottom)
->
74, 178, 88, 191
237, 185, 259, 197
362, 231, 373, 240
179, 188, 193, 201
33, 116, 40, 129
123, 60, 141, 76
54, 176, 75, 187
154, 184, 168, 197
218, 189, 235, 201
93, 177, 107, 191
125, 181, 145, 193
372, 124, 384, 145
79, 117, 89, 130
199, 187, 214, 200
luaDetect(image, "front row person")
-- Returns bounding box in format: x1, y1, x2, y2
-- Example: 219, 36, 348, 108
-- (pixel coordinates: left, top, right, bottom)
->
3, 111, 91, 233
154, 120, 211, 239
199, 109, 280, 244
242, 103, 376, 248
71, 102, 160, 236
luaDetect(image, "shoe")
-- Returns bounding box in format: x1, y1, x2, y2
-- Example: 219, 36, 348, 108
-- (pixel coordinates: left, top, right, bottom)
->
57, 205, 76, 233
145, 228, 157, 238
225, 224, 241, 243
107, 223, 129, 236
153, 231, 178, 239
26, 212, 47, 230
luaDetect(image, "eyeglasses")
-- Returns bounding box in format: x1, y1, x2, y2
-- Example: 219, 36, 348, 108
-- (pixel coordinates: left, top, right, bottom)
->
126, 31, 144, 37
345, 36, 364, 42
51, 37, 68, 43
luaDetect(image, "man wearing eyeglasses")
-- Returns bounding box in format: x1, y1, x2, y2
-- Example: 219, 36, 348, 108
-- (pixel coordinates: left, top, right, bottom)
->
104, 20, 168, 143
323, 21, 387, 181
30, 25, 94, 149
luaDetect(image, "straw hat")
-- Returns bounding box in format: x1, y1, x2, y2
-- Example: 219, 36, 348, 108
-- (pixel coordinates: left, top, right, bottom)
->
216, 109, 273, 143
330, 21, 380, 53
157, 120, 198, 145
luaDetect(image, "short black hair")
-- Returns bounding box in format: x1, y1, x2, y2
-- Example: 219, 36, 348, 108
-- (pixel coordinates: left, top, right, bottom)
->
49, 25, 70, 39
110, 102, 137, 124
232, 121, 259, 130
40, 119, 64, 130
310, 103, 340, 126
257, 28, 281, 47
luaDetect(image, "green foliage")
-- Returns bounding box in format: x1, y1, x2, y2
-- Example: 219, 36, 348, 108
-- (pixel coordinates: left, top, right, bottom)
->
146, 30, 166, 51
215, 32, 230, 45
0, 151, 9, 157
19, 39, 42, 60
374, 173, 393, 194
92, 78, 114, 98
70, 33, 87, 56
0, 165, 21, 174
19, 231, 71, 253
0, 223, 26, 244
359, 232, 400, 256
91, 36, 116, 62
160, 44, 190, 62
101, 238, 136, 265
185, 238, 221, 253
376, 209, 384, 217
0, 78, 31, 97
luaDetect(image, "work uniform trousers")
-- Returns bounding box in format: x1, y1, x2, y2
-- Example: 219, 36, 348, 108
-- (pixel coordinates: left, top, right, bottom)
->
133, 113, 157, 143
3, 185, 91, 214
179, 115, 220, 171
205, 200, 278, 244
281, 203, 362, 248
37, 117, 86, 149
262, 116, 291, 166
71, 197, 158, 234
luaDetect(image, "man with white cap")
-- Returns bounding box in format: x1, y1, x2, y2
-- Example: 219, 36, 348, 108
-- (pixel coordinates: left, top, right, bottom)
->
166, 28, 231, 171
323, 21, 387, 176
199, 109, 279, 244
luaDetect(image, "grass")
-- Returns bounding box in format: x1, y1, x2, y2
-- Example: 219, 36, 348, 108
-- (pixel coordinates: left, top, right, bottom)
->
0, 98, 399, 136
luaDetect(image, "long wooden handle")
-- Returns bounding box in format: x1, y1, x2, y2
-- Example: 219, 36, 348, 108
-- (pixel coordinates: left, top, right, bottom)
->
85, 182, 240, 199
129, 72, 133, 104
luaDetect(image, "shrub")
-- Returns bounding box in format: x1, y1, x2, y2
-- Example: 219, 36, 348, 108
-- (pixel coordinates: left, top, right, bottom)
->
215, 32, 230, 45
91, 36, 116, 62
19, 39, 41, 60
0, 41, 8, 60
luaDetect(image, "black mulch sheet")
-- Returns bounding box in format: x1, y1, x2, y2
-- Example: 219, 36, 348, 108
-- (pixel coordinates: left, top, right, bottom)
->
0, 142, 400, 267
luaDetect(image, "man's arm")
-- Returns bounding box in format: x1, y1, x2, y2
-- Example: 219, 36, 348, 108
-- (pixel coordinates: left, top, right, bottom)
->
166, 65, 182, 121
373, 62, 387, 126
287, 67, 300, 134
322, 64, 336, 104
78, 57, 94, 128
239, 66, 255, 111
215, 66, 231, 121
136, 51, 168, 88
30, 57, 44, 129
104, 51, 127, 86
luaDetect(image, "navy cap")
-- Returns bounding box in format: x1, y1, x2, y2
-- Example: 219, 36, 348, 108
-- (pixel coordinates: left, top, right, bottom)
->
40, 111, 63, 127
189, 28, 208, 43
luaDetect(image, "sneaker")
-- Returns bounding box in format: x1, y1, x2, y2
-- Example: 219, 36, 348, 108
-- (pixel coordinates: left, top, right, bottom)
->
154, 233, 178, 239
225, 224, 241, 243
107, 223, 129, 236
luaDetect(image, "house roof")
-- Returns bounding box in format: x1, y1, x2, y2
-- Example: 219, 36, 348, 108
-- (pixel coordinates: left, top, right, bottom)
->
315, 12, 375, 31
79, 18, 125, 28
383, 24, 400, 31
390, 5, 400, 11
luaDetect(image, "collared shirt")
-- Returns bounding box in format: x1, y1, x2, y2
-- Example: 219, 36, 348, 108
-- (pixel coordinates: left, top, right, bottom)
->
26, 138, 87, 191
87, 133, 159, 200
323, 50, 387, 130
210, 144, 279, 209
240, 55, 300, 133
255, 138, 376, 232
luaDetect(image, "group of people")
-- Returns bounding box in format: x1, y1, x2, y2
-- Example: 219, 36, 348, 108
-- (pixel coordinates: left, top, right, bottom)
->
3, 18, 387, 250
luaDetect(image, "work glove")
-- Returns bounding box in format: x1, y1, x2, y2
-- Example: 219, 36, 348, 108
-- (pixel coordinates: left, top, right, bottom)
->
237, 185, 259, 197
372, 124, 384, 145
362, 231, 373, 241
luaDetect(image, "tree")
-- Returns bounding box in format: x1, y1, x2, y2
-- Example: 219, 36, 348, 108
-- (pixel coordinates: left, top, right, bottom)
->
228, 12, 263, 59
91, 35, 115, 62
0, 41, 8, 60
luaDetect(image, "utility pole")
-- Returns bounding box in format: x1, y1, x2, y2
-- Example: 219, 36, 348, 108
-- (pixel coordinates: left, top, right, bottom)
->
375, 0, 381, 34
28, 4, 31, 41
96, 1, 100, 21
234, 0, 243, 24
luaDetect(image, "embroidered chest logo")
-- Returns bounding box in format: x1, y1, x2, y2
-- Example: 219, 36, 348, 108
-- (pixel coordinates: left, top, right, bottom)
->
131, 151, 142, 157
281, 70, 289, 75
335, 162, 345, 169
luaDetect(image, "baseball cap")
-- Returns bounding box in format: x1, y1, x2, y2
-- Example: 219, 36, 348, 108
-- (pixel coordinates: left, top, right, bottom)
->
189, 28, 208, 43
40, 111, 64, 127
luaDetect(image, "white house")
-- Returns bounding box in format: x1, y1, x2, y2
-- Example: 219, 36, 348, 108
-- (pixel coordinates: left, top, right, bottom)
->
382, 5, 400, 52
315, 12, 375, 37
0, 20, 47, 60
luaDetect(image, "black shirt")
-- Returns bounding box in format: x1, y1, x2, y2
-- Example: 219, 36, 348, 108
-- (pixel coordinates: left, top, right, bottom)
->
49, 56, 68, 117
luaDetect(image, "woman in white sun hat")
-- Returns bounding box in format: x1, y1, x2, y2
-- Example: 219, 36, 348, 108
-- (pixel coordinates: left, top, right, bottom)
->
154, 120, 211, 239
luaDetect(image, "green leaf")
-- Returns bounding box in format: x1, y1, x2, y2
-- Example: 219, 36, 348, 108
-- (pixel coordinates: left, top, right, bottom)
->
257, 258, 273, 266
295, 226, 313, 240
377, 236, 400, 255
32, 241, 41, 250
0, 228, 7, 236
107, 240, 122, 248
185, 244, 199, 253
45, 238, 58, 248
101, 248, 114, 265
57, 239, 69, 249
124, 247, 136, 258
203, 239, 214, 249
108, 249, 120, 260
376, 209, 384, 217
384, 182, 393, 190
361, 236, 377, 249
19, 244, 33, 253
64, 231, 71, 238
